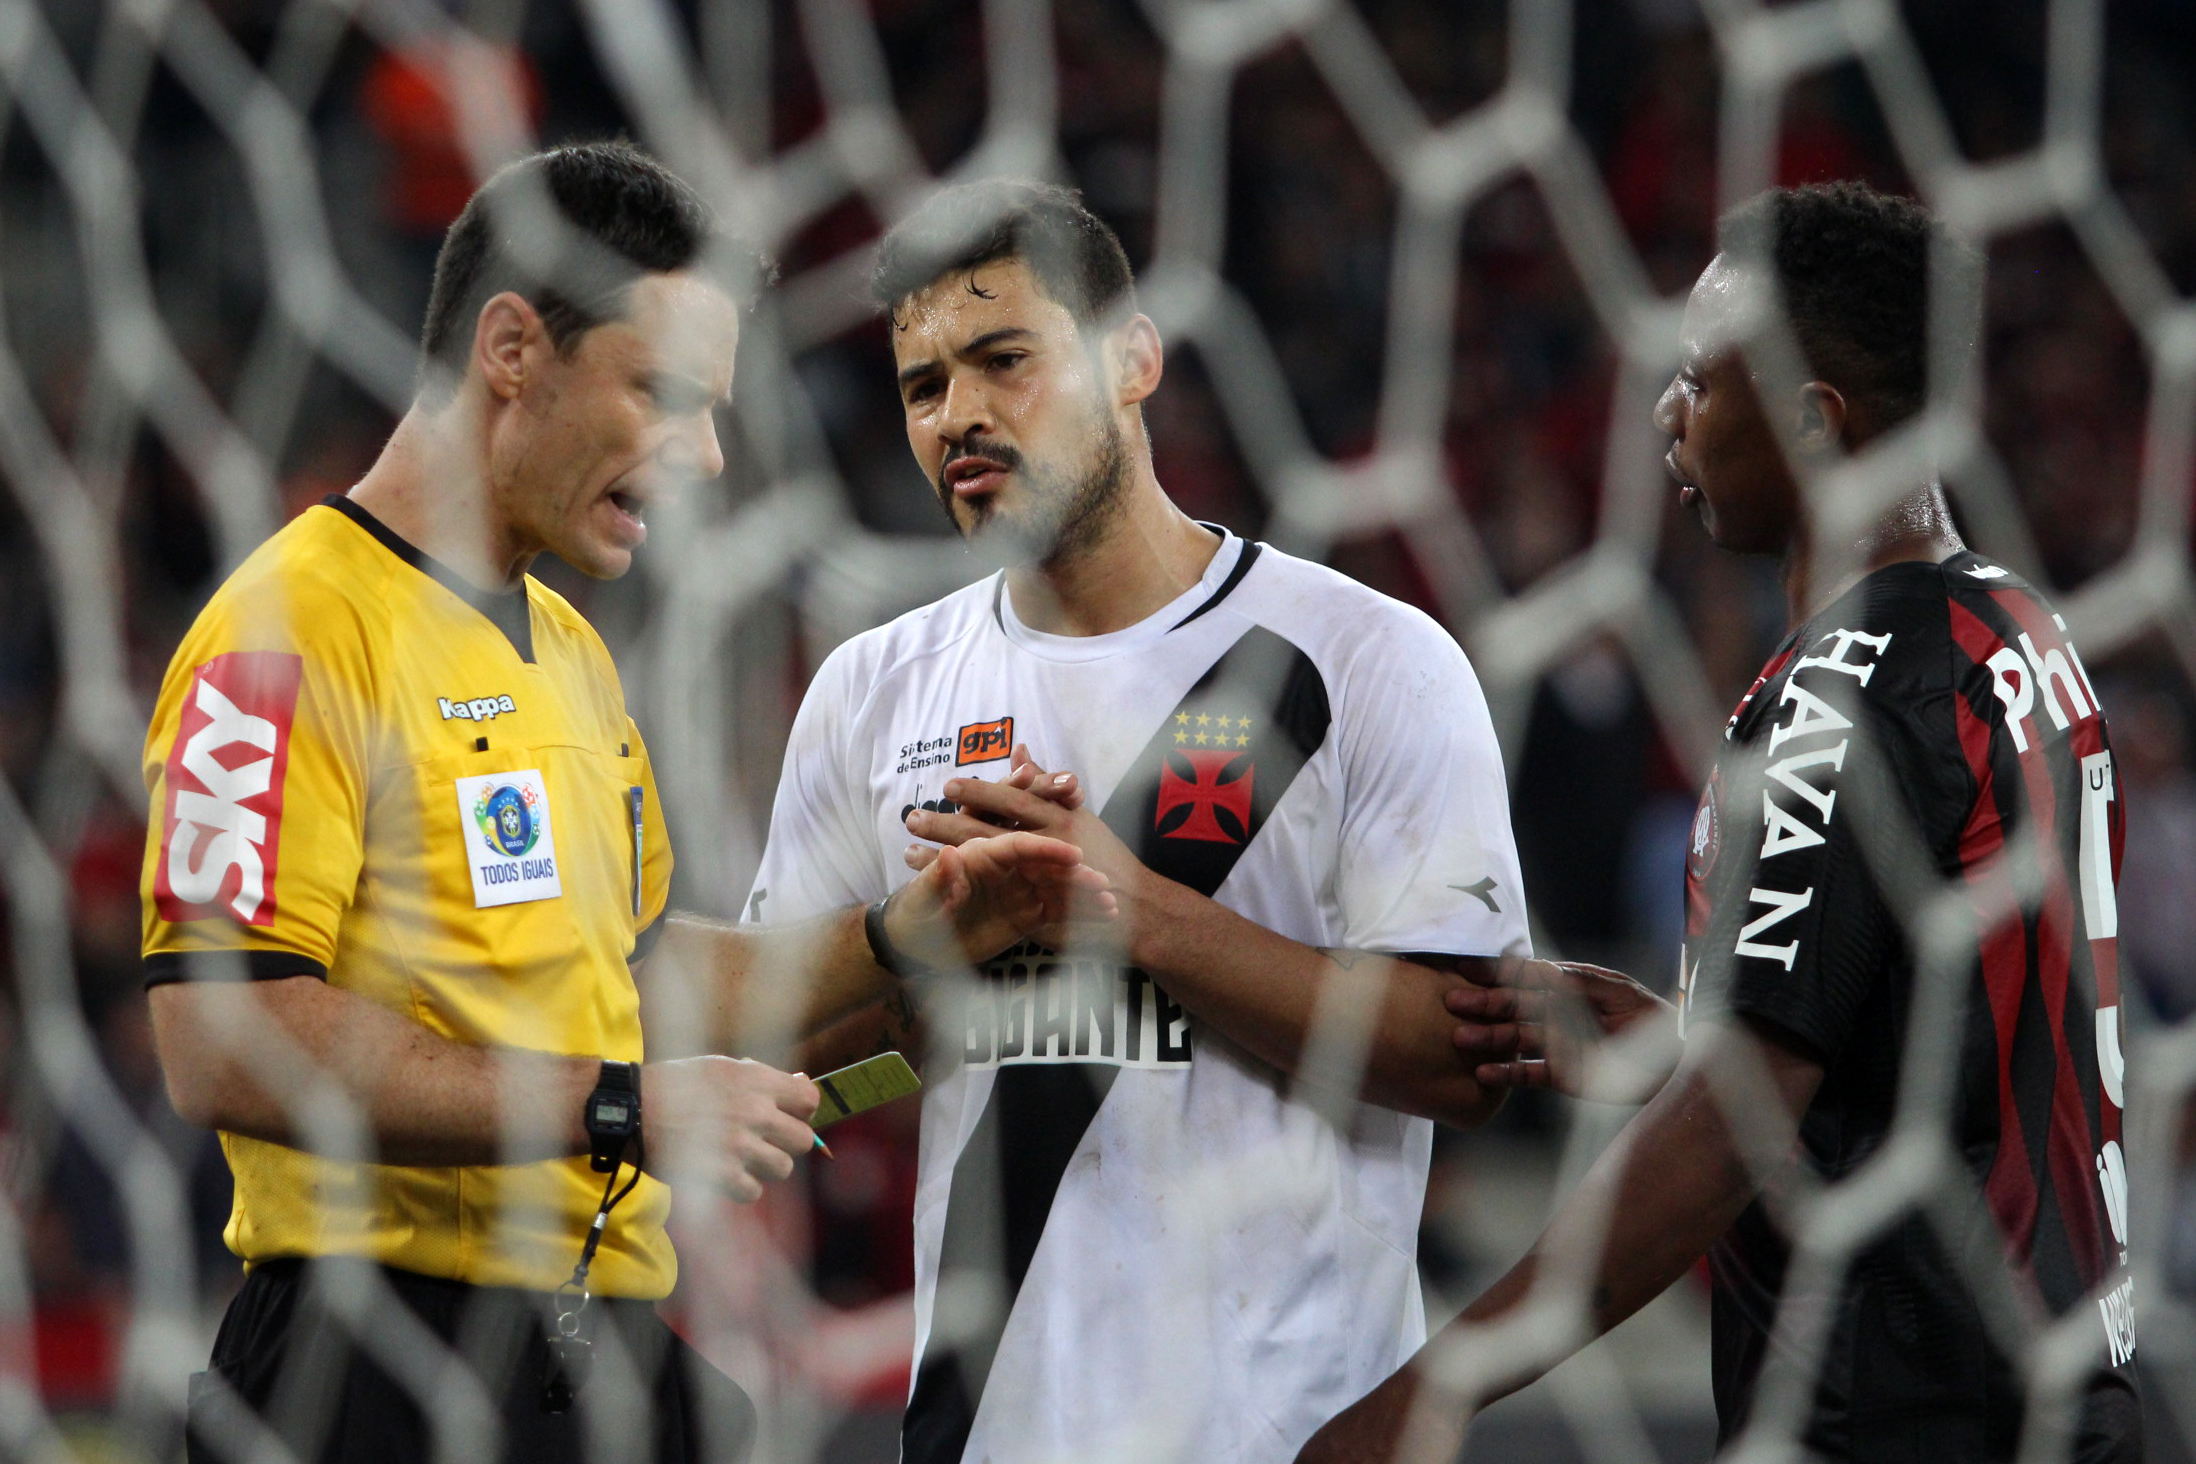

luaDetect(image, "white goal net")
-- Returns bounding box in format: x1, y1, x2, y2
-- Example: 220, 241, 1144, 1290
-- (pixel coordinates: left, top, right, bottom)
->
2, 0, 2193, 1461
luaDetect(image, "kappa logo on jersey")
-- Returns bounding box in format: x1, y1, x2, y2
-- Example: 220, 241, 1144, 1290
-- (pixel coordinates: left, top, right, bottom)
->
154, 652, 304, 926
956, 716, 1014, 766
453, 769, 562, 908
961, 941, 1193, 1069
1156, 749, 1254, 843
439, 693, 515, 722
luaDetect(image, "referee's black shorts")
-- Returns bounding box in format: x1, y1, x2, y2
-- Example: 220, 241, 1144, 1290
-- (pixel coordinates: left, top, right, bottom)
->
185, 1259, 756, 1464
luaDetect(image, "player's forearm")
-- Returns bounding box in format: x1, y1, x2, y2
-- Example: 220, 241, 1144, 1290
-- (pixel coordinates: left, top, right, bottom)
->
637, 907, 892, 1060
1463, 1074, 1754, 1377
1416, 1023, 1816, 1405
149, 977, 597, 1165
1129, 877, 1503, 1128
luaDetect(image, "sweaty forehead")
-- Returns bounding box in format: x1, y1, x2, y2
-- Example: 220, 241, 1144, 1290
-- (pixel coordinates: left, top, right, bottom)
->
891, 259, 1078, 360
1678, 254, 1762, 366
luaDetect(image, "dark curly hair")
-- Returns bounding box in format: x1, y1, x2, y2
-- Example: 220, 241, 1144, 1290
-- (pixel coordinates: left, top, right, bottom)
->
419, 141, 761, 397
1717, 182, 1980, 433
872, 179, 1135, 332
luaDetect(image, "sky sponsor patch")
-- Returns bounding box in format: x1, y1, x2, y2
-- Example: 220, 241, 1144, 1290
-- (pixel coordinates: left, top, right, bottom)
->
154, 651, 303, 926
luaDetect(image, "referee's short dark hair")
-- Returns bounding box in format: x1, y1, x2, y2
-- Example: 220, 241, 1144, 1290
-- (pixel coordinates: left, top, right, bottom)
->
420, 141, 762, 397
873, 179, 1136, 334
1717, 181, 1982, 433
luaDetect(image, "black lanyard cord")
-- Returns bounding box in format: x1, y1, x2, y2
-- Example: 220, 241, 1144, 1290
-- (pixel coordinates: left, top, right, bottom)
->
555, 1131, 646, 1324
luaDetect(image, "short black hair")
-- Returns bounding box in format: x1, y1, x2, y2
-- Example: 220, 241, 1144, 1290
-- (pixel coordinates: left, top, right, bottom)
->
419, 141, 754, 394
1717, 181, 1980, 431
872, 179, 1136, 332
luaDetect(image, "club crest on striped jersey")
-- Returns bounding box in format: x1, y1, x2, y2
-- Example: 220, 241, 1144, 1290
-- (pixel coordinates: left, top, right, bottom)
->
1156, 749, 1254, 843
154, 651, 304, 926
1156, 708, 1260, 843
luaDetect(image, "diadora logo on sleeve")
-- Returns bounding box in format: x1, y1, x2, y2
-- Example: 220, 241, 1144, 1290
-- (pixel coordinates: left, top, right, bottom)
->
154, 651, 303, 926
453, 769, 562, 908
439, 693, 515, 722
956, 716, 1014, 766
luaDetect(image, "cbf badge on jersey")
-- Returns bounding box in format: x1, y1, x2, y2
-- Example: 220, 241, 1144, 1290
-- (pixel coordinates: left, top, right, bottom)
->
453, 769, 562, 908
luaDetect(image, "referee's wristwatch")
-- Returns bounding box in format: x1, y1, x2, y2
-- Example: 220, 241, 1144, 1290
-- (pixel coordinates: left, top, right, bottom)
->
583, 1060, 641, 1173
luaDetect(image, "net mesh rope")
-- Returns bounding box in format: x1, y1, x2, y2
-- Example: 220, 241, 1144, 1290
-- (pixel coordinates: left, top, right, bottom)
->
0, 0, 2190, 1461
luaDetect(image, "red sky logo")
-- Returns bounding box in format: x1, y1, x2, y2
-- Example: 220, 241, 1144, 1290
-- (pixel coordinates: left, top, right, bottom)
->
154, 651, 302, 926
1156, 749, 1254, 843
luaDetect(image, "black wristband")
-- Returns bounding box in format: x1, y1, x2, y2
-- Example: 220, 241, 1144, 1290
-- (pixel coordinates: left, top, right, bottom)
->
583, 1060, 641, 1173
865, 894, 938, 981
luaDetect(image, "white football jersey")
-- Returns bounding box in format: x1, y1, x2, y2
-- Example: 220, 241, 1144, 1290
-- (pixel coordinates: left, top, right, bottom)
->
746, 530, 1529, 1464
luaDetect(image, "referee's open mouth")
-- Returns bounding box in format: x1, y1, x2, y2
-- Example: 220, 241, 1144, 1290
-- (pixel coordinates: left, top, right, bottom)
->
605, 487, 650, 546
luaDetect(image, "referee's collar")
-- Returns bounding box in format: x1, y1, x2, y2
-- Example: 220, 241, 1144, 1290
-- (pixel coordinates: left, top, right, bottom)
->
319, 494, 535, 664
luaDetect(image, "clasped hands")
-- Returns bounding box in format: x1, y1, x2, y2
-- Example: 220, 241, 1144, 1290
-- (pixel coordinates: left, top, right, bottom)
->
905, 745, 1683, 1103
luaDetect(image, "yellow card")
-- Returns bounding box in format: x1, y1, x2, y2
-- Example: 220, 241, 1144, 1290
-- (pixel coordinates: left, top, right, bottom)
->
811, 1051, 922, 1128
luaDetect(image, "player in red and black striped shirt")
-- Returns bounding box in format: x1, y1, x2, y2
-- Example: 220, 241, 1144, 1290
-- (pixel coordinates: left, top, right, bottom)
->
1297, 184, 2139, 1463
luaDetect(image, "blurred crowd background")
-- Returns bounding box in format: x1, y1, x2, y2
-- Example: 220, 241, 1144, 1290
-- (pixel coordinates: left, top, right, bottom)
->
4, 0, 2196, 1455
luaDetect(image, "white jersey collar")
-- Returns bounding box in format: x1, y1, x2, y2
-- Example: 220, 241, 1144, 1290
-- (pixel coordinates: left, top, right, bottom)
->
992, 527, 1250, 664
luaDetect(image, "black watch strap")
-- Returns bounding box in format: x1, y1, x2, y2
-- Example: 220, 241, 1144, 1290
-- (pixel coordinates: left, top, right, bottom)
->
585, 1060, 640, 1173
865, 894, 939, 981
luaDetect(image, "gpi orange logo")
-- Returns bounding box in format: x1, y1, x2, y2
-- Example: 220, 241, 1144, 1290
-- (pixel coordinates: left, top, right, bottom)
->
957, 716, 1014, 766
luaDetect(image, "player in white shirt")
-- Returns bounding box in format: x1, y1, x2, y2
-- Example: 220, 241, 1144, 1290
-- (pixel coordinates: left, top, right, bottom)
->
745, 181, 1530, 1464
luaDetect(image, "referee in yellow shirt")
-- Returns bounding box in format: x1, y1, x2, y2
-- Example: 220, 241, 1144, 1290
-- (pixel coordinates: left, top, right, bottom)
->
143, 142, 1103, 1464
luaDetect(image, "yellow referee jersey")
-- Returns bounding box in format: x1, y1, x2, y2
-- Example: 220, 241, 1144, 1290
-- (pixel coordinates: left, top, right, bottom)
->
140, 496, 677, 1298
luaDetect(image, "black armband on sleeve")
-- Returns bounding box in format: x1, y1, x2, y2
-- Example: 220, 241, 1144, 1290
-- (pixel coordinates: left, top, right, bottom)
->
143, 950, 330, 990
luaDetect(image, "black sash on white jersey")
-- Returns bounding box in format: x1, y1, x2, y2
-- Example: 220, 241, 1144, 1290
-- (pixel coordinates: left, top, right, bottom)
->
902, 625, 1332, 1464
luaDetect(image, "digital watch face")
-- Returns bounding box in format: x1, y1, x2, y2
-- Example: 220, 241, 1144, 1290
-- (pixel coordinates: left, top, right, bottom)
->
594, 1099, 631, 1128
